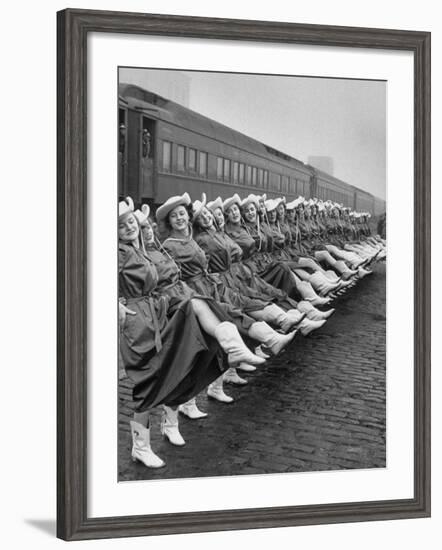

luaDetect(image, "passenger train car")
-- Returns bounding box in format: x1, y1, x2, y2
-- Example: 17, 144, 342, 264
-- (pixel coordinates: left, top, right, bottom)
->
118, 84, 386, 217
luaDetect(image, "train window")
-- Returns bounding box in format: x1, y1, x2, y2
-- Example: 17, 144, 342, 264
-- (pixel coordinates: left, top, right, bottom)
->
252, 167, 257, 186
282, 176, 289, 193
289, 178, 296, 194
217, 157, 223, 180
177, 145, 186, 172
188, 148, 196, 172
199, 152, 207, 177
239, 163, 245, 184
224, 159, 231, 182
263, 170, 269, 188
258, 169, 263, 187
269, 173, 281, 192
162, 141, 172, 172
233, 162, 239, 184
246, 165, 252, 185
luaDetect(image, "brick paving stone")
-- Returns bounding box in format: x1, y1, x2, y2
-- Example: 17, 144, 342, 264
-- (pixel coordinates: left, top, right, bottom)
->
118, 262, 386, 481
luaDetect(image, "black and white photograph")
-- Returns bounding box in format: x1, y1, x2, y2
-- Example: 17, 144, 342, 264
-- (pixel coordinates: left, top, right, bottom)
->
117, 67, 387, 482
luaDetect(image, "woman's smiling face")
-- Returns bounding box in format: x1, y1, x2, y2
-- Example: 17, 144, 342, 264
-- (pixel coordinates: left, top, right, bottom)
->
168, 204, 189, 231
119, 213, 139, 242
213, 207, 225, 229
141, 221, 154, 243
267, 209, 277, 223
258, 201, 267, 218
286, 209, 295, 223
243, 202, 257, 223
276, 202, 285, 219
195, 207, 213, 230
226, 203, 241, 224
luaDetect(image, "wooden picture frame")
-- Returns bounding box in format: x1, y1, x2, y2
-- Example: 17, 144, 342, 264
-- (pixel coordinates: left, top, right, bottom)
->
57, 8, 431, 541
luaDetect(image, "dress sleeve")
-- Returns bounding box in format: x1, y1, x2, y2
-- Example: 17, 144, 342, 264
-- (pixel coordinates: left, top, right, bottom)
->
118, 243, 128, 273
162, 239, 176, 257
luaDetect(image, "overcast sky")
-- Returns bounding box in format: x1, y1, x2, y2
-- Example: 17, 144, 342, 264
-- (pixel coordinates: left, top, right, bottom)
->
120, 68, 386, 200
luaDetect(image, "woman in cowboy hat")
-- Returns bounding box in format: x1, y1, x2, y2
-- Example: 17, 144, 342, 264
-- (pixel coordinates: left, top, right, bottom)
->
205, 196, 332, 328
222, 193, 332, 324
158, 193, 298, 365
224, 194, 299, 296
119, 197, 266, 468
273, 199, 353, 296
134, 204, 264, 412
192, 197, 309, 386
285, 199, 340, 282
290, 199, 363, 280
193, 196, 300, 332
312, 205, 376, 277
229, 193, 331, 308
266, 198, 345, 298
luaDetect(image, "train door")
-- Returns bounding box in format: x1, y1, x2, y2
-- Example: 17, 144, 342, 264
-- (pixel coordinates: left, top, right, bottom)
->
139, 116, 155, 201
118, 105, 128, 198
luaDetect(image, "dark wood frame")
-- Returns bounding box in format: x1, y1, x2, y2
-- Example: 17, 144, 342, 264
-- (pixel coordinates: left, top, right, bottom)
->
57, 8, 431, 541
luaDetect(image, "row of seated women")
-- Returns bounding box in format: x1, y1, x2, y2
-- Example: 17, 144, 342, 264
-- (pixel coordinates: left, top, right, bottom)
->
118, 192, 386, 469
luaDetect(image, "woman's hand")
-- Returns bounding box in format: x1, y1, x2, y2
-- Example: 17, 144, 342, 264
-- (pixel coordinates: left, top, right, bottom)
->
119, 302, 136, 329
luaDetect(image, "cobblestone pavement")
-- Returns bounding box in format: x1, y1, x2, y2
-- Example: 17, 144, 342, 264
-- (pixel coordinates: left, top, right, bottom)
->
118, 262, 386, 481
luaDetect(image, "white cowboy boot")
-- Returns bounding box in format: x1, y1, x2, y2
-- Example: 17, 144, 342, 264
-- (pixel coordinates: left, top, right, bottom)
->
323, 269, 341, 282
335, 278, 353, 290
178, 397, 207, 419
130, 420, 165, 469
236, 362, 257, 372
305, 307, 335, 321
161, 406, 185, 446
254, 345, 271, 359
296, 280, 331, 306
285, 309, 307, 326
223, 367, 248, 385
214, 322, 265, 367
248, 321, 296, 356
207, 375, 234, 403
261, 304, 298, 333
357, 266, 373, 278
309, 272, 341, 296
299, 318, 326, 336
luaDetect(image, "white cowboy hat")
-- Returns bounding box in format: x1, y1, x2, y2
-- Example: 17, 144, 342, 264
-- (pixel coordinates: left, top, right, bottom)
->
241, 194, 261, 209
207, 196, 223, 213
192, 193, 207, 219
264, 198, 283, 212
223, 193, 242, 212
133, 204, 150, 226
119, 196, 135, 217
156, 192, 191, 223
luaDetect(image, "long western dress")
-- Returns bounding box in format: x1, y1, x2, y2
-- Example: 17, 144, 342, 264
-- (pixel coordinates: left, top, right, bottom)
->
119, 241, 221, 412
195, 227, 299, 312
161, 234, 255, 333
225, 220, 304, 301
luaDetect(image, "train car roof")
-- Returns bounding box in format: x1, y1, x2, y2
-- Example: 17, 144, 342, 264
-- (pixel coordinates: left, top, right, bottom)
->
311, 166, 357, 191
119, 83, 313, 176
118, 95, 128, 106
312, 165, 380, 201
